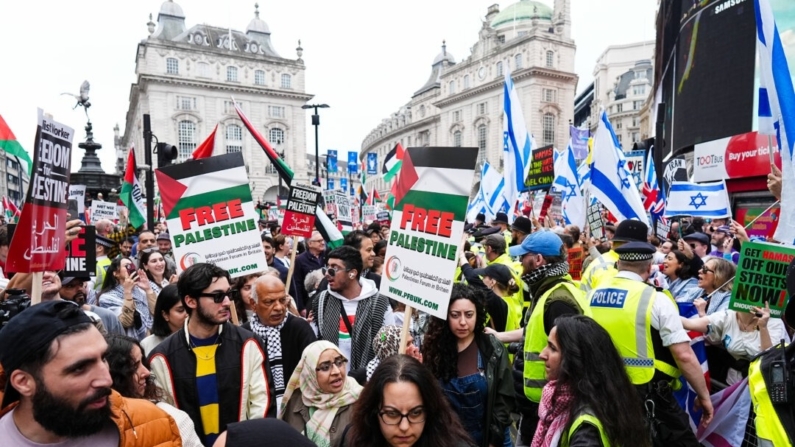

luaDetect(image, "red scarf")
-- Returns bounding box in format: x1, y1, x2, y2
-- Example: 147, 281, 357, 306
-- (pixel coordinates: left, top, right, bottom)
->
531, 381, 575, 447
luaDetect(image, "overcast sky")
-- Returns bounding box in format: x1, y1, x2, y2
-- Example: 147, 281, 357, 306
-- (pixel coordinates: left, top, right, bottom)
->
0, 0, 657, 173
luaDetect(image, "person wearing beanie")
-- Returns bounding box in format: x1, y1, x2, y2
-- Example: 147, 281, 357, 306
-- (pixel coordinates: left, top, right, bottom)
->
581, 219, 649, 292
491, 212, 513, 246
510, 216, 533, 247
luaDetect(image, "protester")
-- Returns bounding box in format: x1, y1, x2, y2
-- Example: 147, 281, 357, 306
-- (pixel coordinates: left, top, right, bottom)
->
157, 232, 174, 256
140, 248, 176, 294
98, 257, 152, 340
140, 284, 187, 355
311, 246, 394, 380
375, 239, 388, 258
681, 232, 711, 261
491, 212, 512, 246
304, 268, 325, 306
0, 301, 182, 446
243, 275, 316, 408
274, 234, 293, 268
683, 257, 736, 316
344, 355, 473, 447
511, 216, 534, 247
105, 334, 204, 447
95, 218, 138, 260
292, 230, 325, 312
59, 272, 125, 336
365, 325, 422, 381
533, 315, 650, 447
422, 284, 514, 447
148, 263, 276, 446
344, 230, 381, 286
580, 219, 647, 292
279, 341, 362, 447
660, 239, 674, 255
709, 226, 739, 263
212, 419, 317, 447
662, 250, 702, 301
262, 235, 289, 283
480, 234, 523, 323
461, 262, 513, 332
587, 241, 713, 445
93, 235, 115, 291
119, 236, 135, 259
232, 271, 264, 324
134, 230, 157, 267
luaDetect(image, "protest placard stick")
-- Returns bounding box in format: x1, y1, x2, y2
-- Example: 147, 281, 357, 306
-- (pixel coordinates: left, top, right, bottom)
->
744, 201, 780, 228
398, 305, 413, 355
229, 301, 240, 326
284, 236, 299, 293
31, 272, 42, 305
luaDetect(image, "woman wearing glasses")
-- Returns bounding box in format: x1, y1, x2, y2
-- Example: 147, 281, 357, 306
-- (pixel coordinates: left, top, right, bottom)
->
280, 340, 362, 447
683, 257, 736, 316
98, 257, 152, 340
422, 284, 514, 447
661, 250, 702, 301
344, 354, 472, 447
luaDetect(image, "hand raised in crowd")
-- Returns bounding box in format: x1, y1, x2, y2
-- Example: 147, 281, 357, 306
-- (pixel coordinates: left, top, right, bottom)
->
64, 218, 85, 246
405, 343, 423, 363
693, 297, 708, 317
168, 274, 179, 284
721, 234, 734, 253
768, 163, 782, 200
729, 219, 749, 243
123, 270, 138, 292
135, 268, 151, 291
751, 301, 771, 329
678, 239, 694, 259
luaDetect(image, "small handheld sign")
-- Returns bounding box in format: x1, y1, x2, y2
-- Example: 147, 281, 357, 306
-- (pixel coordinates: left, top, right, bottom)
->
730, 241, 795, 318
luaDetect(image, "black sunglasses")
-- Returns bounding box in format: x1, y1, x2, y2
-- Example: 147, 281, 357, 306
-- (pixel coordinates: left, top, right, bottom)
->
196, 289, 235, 303
700, 266, 715, 275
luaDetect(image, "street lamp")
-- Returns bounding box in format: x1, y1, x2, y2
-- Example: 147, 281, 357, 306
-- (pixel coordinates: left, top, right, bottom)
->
301, 103, 329, 185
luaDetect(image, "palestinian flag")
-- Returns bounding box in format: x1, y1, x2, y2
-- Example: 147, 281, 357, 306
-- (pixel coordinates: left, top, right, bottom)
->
358, 160, 369, 204
0, 115, 33, 176
2, 196, 20, 222
382, 142, 405, 183
120, 148, 146, 228
234, 102, 343, 248
370, 186, 382, 205
191, 124, 218, 160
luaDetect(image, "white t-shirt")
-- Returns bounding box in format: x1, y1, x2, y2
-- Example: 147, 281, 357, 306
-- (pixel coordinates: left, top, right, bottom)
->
0, 409, 119, 446
706, 310, 789, 361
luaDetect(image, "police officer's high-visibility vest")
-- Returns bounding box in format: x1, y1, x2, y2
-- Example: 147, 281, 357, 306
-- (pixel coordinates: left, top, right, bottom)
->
580, 250, 618, 292
561, 412, 610, 447
94, 257, 112, 291
749, 356, 793, 446
489, 253, 524, 331
523, 280, 590, 402
587, 277, 680, 384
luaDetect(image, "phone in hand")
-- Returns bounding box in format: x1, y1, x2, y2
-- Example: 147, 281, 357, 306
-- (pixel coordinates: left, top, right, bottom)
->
125, 263, 136, 276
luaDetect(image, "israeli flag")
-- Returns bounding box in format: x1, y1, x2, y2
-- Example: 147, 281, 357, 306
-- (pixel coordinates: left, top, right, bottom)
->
367, 153, 378, 175
589, 110, 648, 224
481, 162, 508, 221
552, 144, 585, 228
664, 181, 731, 219
502, 68, 533, 222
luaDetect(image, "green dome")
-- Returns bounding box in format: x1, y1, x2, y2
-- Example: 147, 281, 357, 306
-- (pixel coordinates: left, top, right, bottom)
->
490, 1, 554, 29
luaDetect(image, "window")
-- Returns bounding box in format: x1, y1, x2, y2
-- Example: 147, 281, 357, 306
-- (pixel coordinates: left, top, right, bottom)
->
225, 125, 242, 153
498, 35, 505, 44
281, 74, 292, 89
177, 121, 196, 162
407, 136, 412, 147
177, 96, 195, 110
166, 58, 179, 74
453, 130, 462, 147
616, 103, 623, 113
255, 70, 266, 85
616, 134, 623, 144
632, 132, 640, 143
197, 62, 210, 78
496, 61, 503, 76
631, 117, 639, 127
477, 102, 488, 115
633, 85, 645, 96
224, 100, 242, 114
227, 66, 238, 82
543, 113, 555, 145
7, 159, 18, 170
452, 110, 461, 122
270, 128, 285, 145
546, 51, 554, 68
615, 121, 622, 130
269, 105, 285, 118
515, 54, 523, 69
477, 125, 487, 165
543, 89, 556, 103
464, 75, 470, 89
633, 100, 643, 110
449, 80, 456, 95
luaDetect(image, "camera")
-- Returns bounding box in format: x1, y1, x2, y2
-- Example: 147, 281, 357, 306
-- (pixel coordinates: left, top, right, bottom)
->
0, 289, 32, 328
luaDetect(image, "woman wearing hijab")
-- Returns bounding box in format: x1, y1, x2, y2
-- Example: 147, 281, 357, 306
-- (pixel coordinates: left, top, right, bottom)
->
280, 340, 363, 447
365, 325, 422, 381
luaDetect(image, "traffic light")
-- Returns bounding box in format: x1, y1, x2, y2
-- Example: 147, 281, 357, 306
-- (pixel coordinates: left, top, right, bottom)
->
156, 143, 178, 168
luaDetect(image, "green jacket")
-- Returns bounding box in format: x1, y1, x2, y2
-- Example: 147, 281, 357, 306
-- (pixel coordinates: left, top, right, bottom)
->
475, 333, 515, 447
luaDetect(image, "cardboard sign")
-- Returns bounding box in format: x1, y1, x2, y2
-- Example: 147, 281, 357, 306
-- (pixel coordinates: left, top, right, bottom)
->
567, 247, 584, 281
730, 241, 795, 318
7, 109, 74, 273
377, 210, 390, 227
322, 191, 337, 219
380, 146, 478, 319
63, 225, 97, 277
526, 145, 555, 191
656, 218, 671, 240
90, 200, 118, 221
363, 205, 378, 222
624, 150, 645, 189
587, 203, 605, 241
154, 152, 267, 278
282, 184, 319, 238
69, 184, 86, 214
334, 191, 353, 233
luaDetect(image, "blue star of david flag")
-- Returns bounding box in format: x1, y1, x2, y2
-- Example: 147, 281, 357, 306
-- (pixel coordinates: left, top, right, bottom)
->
664, 180, 731, 218
552, 143, 586, 227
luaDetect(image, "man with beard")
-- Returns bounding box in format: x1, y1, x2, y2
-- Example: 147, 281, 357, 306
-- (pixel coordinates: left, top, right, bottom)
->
262, 235, 288, 284
487, 231, 590, 443
510, 216, 533, 247
58, 272, 125, 336
148, 263, 276, 446
118, 237, 135, 259
0, 300, 182, 445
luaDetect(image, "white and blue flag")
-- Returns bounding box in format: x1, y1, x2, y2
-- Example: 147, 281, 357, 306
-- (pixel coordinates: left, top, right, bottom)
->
589, 110, 648, 225
553, 143, 586, 228
502, 69, 533, 222
366, 153, 378, 175
664, 181, 731, 219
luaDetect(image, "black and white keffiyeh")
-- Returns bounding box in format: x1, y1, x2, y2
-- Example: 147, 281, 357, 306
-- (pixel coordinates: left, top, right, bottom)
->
251, 313, 288, 399
522, 262, 570, 286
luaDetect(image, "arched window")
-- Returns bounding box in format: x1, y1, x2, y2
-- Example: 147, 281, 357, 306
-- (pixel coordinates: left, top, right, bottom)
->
226, 125, 242, 153
543, 113, 555, 145
281, 74, 292, 89
254, 70, 266, 86
496, 61, 503, 76
227, 66, 238, 82
463, 75, 470, 89
477, 125, 487, 165
269, 128, 285, 145
177, 121, 196, 162
453, 130, 462, 147
546, 51, 554, 68
449, 80, 456, 95
515, 54, 523, 69
166, 58, 179, 74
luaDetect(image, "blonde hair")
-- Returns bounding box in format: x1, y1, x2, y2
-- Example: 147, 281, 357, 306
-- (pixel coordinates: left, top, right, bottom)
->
704, 257, 736, 292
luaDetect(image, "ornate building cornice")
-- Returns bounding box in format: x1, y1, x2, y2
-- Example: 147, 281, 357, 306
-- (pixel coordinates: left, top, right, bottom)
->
138, 75, 314, 101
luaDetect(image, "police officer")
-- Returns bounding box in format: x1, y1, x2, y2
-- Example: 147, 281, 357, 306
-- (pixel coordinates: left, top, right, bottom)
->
580, 219, 648, 292
588, 241, 713, 446
491, 212, 513, 246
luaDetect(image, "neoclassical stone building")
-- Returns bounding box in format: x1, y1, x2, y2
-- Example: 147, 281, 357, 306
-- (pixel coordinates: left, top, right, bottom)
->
360, 0, 577, 196
120, 1, 311, 201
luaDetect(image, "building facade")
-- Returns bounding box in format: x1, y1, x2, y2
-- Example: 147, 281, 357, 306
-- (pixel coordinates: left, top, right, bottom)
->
120, 1, 312, 202
305, 154, 362, 198
360, 0, 577, 196
0, 156, 28, 207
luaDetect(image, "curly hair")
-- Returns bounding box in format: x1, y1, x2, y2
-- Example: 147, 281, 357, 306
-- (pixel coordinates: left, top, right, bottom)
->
421, 284, 487, 382
104, 334, 166, 403
553, 316, 650, 447
346, 355, 472, 447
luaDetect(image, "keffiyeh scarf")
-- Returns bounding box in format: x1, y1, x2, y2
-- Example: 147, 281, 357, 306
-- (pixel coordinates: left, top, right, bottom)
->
98, 285, 152, 330
365, 325, 402, 381
532, 380, 575, 447
522, 262, 570, 286
250, 313, 288, 403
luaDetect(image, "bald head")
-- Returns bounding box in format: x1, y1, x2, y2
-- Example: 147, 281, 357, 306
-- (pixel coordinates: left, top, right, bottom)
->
251, 274, 288, 326
95, 219, 114, 236
252, 274, 285, 302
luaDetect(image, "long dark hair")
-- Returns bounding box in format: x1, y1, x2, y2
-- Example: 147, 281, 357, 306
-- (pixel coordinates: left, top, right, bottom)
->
553, 316, 650, 447
151, 284, 182, 337
669, 250, 700, 280
422, 284, 487, 382
99, 257, 129, 296
104, 334, 165, 403
140, 249, 174, 283
347, 355, 471, 447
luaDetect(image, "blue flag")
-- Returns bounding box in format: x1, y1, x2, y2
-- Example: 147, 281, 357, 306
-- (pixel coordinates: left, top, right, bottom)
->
367, 153, 378, 175
347, 151, 358, 174
327, 150, 338, 173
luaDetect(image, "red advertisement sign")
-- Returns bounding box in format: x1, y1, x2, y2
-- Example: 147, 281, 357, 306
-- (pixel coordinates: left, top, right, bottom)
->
7, 110, 74, 272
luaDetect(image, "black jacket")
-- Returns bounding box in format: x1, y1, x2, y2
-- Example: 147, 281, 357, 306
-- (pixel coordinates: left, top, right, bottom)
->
291, 250, 324, 311
475, 333, 515, 447
242, 314, 317, 382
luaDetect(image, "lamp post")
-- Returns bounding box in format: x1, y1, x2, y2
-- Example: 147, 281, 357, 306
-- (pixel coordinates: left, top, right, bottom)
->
301, 103, 329, 185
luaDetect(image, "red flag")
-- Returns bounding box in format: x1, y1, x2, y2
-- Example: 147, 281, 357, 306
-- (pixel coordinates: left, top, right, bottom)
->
392, 150, 418, 206
191, 124, 218, 159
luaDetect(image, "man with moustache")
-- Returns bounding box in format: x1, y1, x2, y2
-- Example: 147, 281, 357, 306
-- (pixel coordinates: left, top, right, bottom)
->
149, 263, 276, 446
0, 300, 182, 445
58, 272, 125, 336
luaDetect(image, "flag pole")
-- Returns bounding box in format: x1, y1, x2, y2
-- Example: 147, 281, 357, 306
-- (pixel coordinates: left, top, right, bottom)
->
743, 200, 780, 229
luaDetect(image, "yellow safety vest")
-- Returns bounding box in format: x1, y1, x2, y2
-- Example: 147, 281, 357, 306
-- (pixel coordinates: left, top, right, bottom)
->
489, 253, 524, 331
580, 250, 618, 292
561, 413, 611, 447
749, 357, 793, 447
94, 257, 112, 291
523, 281, 590, 402
587, 277, 680, 385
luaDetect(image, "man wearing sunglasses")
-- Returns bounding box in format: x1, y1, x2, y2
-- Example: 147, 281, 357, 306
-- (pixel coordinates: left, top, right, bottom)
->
149, 263, 276, 446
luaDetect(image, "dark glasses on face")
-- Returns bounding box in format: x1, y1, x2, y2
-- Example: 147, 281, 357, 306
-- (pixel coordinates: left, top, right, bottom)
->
700, 266, 715, 275
323, 266, 349, 277
197, 289, 234, 303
